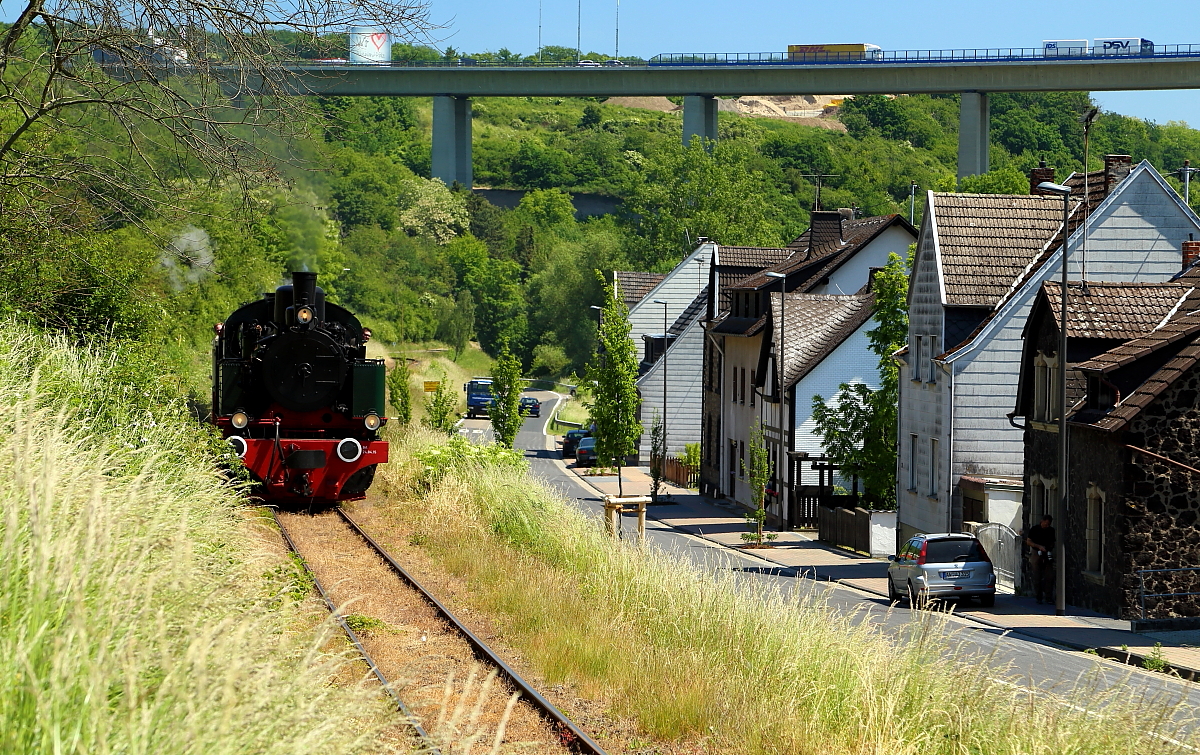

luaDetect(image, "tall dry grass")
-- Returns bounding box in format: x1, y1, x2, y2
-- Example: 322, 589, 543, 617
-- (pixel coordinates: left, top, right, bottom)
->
0, 324, 393, 754
377, 428, 1198, 755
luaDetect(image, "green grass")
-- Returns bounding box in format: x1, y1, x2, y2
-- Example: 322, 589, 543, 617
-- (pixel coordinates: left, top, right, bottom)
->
375, 429, 1200, 755
385, 340, 495, 422
0, 322, 390, 754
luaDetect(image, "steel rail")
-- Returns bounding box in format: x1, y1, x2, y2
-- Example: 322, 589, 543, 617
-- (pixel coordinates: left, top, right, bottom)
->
337, 508, 609, 755
272, 510, 439, 752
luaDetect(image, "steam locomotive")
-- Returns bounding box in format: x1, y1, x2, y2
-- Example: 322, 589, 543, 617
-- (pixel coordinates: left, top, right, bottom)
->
211, 271, 388, 506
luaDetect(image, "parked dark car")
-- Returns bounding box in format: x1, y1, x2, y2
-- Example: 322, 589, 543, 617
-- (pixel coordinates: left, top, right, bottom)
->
575, 436, 597, 466
562, 429, 589, 457
519, 396, 541, 417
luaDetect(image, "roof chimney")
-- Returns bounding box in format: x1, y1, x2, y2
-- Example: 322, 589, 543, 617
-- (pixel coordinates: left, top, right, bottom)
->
1184, 238, 1200, 270
809, 211, 844, 250
837, 207, 854, 221
1029, 160, 1056, 195
1104, 154, 1133, 195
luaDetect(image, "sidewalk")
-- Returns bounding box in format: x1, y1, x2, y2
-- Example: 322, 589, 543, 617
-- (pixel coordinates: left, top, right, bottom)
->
567, 460, 1200, 680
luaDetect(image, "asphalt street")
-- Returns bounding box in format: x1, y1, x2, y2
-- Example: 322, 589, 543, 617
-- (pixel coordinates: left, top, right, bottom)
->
499, 390, 1200, 739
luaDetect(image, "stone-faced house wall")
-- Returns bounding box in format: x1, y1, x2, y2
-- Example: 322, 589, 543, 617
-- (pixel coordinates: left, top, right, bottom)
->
1117, 371, 1200, 621
1060, 426, 1129, 616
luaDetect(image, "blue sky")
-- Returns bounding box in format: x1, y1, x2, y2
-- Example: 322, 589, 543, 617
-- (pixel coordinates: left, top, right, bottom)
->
419, 0, 1200, 125
3, 0, 1197, 124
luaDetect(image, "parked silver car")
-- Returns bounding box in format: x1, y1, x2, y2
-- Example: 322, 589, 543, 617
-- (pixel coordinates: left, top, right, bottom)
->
887, 533, 996, 607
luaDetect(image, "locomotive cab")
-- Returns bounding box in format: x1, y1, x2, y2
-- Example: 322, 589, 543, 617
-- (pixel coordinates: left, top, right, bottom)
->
212, 271, 389, 506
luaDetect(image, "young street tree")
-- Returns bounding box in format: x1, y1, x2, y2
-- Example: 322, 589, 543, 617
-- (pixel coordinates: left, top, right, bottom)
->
489, 340, 523, 448
811, 251, 909, 508
422, 367, 457, 434
648, 410, 665, 503
741, 421, 776, 547
387, 354, 412, 426
587, 274, 641, 496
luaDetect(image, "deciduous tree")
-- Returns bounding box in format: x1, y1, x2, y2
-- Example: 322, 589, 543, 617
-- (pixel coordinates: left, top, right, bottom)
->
811, 251, 909, 508
489, 340, 523, 448
587, 274, 641, 495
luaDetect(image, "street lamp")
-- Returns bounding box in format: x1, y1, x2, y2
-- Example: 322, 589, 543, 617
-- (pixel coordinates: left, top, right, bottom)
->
764, 271, 786, 522
653, 299, 668, 460
1038, 179, 1073, 617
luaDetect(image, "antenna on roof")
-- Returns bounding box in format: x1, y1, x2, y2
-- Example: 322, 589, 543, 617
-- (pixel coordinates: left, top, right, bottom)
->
800, 173, 839, 212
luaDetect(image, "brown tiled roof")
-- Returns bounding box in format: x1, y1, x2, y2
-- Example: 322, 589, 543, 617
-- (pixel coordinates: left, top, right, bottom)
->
716, 246, 795, 267
614, 271, 665, 309
933, 193, 1075, 307
1042, 281, 1192, 339
1074, 344, 1200, 433
770, 292, 875, 388
736, 214, 906, 292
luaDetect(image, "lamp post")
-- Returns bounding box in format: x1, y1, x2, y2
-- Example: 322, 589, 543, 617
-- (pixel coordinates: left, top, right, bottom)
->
653, 299, 669, 461
1038, 179, 1073, 617
765, 271, 787, 523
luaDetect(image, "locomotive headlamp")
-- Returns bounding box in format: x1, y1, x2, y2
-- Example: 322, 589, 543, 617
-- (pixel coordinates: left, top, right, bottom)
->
295, 306, 314, 325
363, 413, 381, 431
231, 411, 250, 429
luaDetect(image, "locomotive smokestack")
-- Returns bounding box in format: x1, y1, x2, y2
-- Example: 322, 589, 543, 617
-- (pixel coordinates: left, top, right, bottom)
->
292, 271, 317, 307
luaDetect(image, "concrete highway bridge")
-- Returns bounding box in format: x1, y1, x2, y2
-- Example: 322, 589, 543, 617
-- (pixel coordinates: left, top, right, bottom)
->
279, 47, 1200, 187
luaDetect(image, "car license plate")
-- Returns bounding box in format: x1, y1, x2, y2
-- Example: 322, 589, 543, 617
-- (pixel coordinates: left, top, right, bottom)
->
940, 570, 971, 579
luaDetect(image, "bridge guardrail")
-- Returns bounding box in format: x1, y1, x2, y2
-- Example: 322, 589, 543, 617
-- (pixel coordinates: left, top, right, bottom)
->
282, 44, 1200, 69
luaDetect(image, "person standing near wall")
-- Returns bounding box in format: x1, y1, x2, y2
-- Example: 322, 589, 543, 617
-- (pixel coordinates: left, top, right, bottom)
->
1025, 515, 1057, 604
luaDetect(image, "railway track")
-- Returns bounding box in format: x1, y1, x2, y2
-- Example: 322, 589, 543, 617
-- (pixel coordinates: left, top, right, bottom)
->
274, 508, 608, 755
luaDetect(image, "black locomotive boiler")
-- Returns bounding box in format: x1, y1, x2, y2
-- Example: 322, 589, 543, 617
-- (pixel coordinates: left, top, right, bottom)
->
212, 271, 388, 505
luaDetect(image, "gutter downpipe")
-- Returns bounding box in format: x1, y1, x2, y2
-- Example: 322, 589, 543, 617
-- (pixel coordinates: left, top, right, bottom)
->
893, 352, 905, 553
946, 360, 955, 534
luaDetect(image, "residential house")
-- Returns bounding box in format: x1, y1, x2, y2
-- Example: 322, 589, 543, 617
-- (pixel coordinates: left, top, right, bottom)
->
614, 245, 709, 461
898, 156, 1200, 543
1013, 273, 1200, 623
701, 211, 917, 524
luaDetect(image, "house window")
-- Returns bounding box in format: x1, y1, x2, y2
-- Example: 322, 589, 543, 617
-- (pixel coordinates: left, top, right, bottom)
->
739, 441, 745, 478
912, 336, 924, 382
1034, 355, 1048, 421
731, 366, 737, 403
1048, 357, 1061, 420
741, 368, 747, 405
908, 434, 918, 491
750, 370, 756, 407
929, 438, 939, 497
927, 336, 939, 384
1086, 486, 1104, 573
1029, 478, 1045, 524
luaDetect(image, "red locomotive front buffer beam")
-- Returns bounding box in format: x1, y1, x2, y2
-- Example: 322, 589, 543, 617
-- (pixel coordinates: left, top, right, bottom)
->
239, 437, 388, 503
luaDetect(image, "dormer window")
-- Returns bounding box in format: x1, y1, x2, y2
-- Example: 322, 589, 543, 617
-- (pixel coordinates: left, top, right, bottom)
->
1033, 352, 1060, 422
1086, 375, 1117, 411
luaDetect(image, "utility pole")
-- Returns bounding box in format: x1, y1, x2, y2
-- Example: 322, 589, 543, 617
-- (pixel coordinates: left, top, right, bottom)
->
1037, 179, 1073, 618
1180, 160, 1199, 205
654, 299, 668, 462
577, 0, 581, 62
538, 0, 542, 62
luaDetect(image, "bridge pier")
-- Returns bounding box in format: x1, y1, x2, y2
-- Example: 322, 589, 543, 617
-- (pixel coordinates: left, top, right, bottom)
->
683, 95, 718, 148
432, 95, 472, 188
957, 91, 990, 182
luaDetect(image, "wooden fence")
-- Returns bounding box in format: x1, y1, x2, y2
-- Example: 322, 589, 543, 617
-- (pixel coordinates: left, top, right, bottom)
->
817, 505, 872, 554
660, 457, 698, 489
